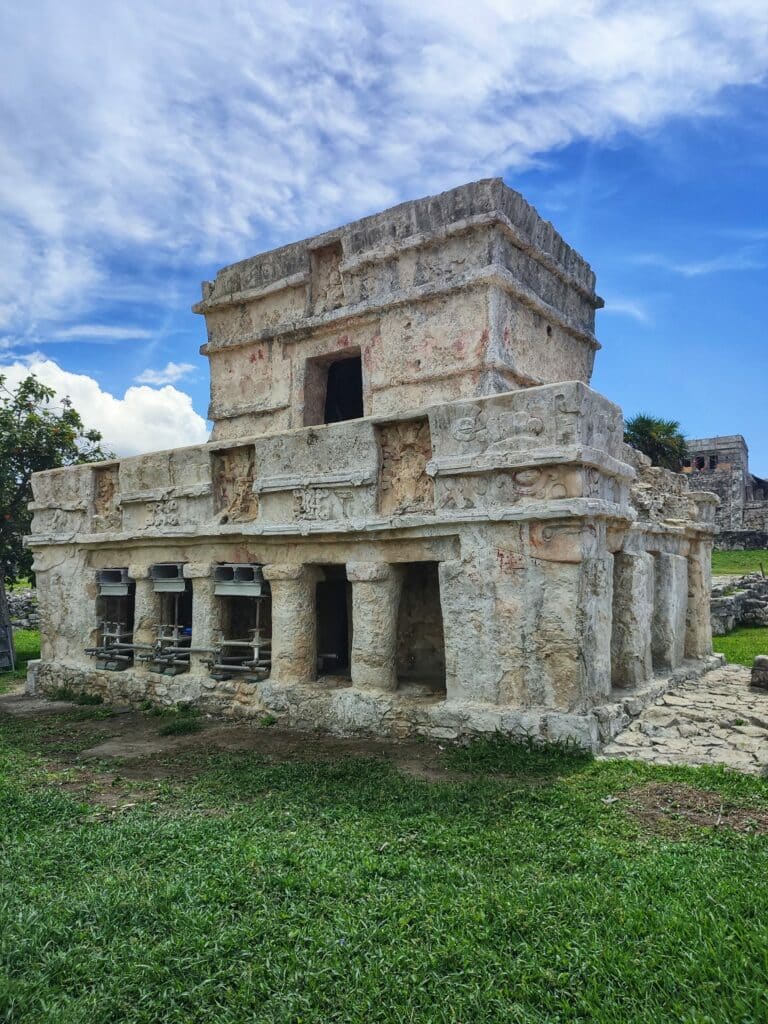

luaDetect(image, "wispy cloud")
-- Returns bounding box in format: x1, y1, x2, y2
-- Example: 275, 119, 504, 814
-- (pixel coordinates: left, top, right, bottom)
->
52, 324, 153, 341
135, 361, 196, 385
602, 298, 651, 324
636, 246, 767, 277
1, 1, 767, 340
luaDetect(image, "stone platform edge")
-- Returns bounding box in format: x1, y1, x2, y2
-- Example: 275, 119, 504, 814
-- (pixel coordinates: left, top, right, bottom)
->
27, 655, 725, 753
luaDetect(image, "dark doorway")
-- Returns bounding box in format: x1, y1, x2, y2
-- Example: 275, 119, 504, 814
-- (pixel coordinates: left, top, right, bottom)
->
324, 356, 363, 424
316, 566, 352, 675
396, 562, 446, 693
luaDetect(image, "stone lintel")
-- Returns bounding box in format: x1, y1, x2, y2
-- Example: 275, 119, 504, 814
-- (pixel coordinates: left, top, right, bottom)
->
427, 445, 635, 481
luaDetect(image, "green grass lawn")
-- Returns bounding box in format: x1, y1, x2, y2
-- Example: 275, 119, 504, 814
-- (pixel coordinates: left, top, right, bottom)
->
0, 628, 40, 694
713, 625, 768, 666
2, 705, 768, 1023
711, 549, 768, 576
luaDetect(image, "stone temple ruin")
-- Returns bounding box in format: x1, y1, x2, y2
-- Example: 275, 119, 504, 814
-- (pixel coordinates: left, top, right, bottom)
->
27, 179, 722, 749
683, 435, 768, 547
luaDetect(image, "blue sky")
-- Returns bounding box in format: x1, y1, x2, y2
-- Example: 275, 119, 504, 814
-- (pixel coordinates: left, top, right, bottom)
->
1, 1, 766, 471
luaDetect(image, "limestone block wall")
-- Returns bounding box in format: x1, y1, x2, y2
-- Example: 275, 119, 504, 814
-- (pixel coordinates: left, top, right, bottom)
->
195, 180, 603, 442
27, 380, 718, 748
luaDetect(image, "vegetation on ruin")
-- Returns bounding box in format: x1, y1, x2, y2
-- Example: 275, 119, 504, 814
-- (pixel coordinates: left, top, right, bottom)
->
711, 548, 768, 576
2, 702, 768, 1023
0, 374, 113, 583
713, 626, 768, 667
623, 412, 688, 471
0, 628, 39, 693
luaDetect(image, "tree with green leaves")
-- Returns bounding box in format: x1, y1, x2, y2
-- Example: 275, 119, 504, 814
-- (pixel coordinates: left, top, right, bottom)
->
1, 374, 113, 582
624, 412, 688, 472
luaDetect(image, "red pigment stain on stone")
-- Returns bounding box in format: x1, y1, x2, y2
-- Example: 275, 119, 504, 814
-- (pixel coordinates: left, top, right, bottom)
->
497, 549, 525, 572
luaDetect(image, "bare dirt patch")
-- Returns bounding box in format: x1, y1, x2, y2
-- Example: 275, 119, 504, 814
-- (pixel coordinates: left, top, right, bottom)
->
1, 692, 472, 811
624, 781, 768, 837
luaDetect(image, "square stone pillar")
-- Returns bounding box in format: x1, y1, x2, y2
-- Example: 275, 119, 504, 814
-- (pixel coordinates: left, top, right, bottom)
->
184, 563, 218, 676
439, 557, 503, 705
686, 540, 713, 659
128, 565, 156, 676
611, 551, 654, 687
652, 552, 688, 670
347, 562, 403, 692
262, 564, 321, 684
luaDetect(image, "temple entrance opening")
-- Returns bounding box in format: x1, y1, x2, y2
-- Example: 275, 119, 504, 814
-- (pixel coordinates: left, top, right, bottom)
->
88, 568, 135, 670
148, 564, 192, 675
396, 562, 446, 694
211, 564, 272, 680
316, 565, 352, 676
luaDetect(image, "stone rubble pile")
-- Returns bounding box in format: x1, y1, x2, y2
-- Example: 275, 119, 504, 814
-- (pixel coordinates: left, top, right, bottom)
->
7, 590, 39, 631
711, 573, 768, 635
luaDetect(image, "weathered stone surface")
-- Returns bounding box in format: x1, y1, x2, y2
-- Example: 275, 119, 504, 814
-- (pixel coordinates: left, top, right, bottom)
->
25, 179, 719, 749
611, 552, 653, 687
603, 664, 768, 775
652, 553, 688, 670
751, 655, 768, 691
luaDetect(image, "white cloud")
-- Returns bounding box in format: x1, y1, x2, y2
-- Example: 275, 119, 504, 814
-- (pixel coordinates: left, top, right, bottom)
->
636, 246, 767, 276
0, 0, 767, 340
0, 356, 209, 456
52, 324, 153, 341
135, 361, 196, 385
602, 298, 651, 324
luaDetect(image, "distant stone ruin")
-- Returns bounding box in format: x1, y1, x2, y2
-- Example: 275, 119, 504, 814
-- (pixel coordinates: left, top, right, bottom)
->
684, 435, 768, 548
27, 179, 720, 749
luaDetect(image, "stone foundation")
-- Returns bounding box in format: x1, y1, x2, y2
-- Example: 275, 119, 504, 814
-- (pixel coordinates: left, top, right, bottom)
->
32, 654, 724, 752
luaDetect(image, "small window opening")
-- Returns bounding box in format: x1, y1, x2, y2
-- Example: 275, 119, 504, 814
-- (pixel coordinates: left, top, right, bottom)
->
324, 356, 363, 424
695, 457, 706, 470
396, 562, 446, 695
316, 566, 352, 676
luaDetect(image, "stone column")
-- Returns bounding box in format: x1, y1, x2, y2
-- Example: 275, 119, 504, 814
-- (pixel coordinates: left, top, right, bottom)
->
347, 562, 403, 692
439, 557, 504, 705
686, 541, 713, 659
652, 552, 688, 670
128, 564, 156, 675
611, 551, 654, 687
262, 564, 320, 684
185, 563, 218, 677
